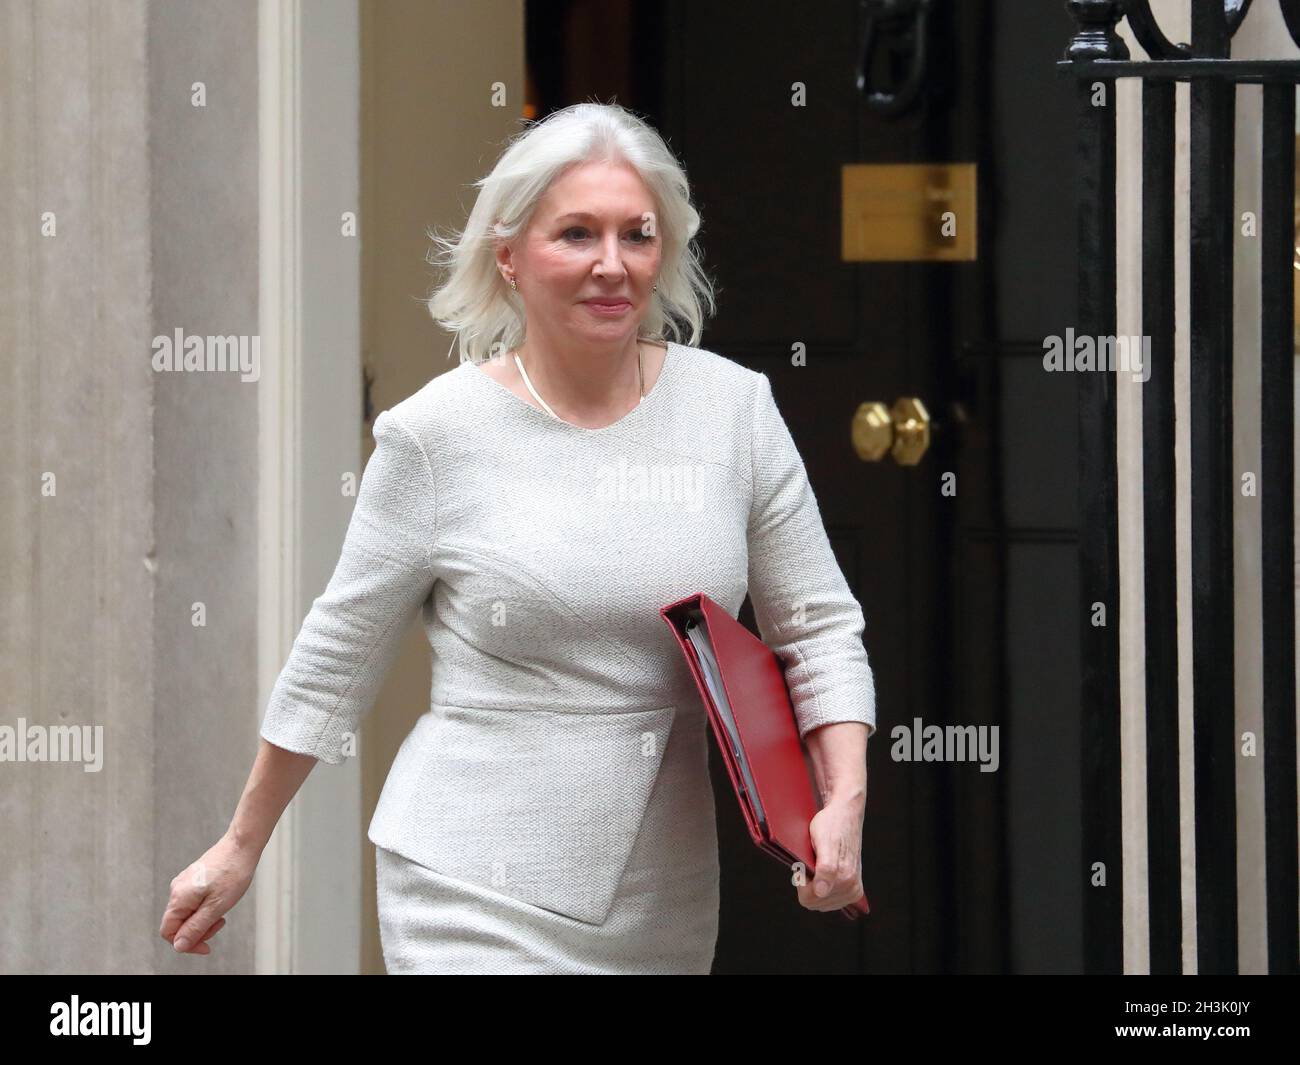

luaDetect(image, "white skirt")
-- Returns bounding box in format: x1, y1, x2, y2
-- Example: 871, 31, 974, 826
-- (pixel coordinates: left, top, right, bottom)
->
374, 714, 721, 975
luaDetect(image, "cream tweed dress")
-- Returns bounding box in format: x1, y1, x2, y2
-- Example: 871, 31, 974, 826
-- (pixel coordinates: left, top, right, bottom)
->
259, 341, 877, 974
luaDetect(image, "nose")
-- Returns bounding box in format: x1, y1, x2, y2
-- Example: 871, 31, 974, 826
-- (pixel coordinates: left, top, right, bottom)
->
592, 231, 627, 280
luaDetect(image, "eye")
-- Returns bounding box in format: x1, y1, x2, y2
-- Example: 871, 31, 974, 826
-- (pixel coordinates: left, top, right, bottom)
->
560, 226, 655, 243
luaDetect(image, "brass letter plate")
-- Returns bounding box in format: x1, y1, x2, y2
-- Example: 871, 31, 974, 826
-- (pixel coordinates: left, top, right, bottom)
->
841, 163, 977, 261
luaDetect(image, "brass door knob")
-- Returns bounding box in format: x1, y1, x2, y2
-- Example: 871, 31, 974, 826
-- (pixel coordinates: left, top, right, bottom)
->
851, 396, 931, 465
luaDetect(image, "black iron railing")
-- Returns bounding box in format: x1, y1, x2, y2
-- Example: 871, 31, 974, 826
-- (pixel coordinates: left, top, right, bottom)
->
1060, 0, 1298, 976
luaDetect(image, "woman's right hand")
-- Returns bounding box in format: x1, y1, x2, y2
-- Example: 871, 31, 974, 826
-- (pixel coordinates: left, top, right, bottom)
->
160, 833, 258, 955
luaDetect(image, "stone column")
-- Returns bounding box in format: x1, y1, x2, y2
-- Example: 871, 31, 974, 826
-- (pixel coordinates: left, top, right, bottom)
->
0, 0, 261, 974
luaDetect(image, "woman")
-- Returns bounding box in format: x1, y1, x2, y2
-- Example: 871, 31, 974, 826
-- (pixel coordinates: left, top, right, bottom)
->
159, 102, 876, 974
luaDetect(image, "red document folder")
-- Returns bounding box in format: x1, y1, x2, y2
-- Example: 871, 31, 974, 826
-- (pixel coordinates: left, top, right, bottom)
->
661, 592, 870, 921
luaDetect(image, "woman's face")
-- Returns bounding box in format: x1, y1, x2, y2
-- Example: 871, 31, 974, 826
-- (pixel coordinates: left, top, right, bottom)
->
498, 159, 662, 347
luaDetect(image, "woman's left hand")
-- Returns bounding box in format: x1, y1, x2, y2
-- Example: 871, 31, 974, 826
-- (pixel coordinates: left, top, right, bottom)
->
796, 797, 866, 912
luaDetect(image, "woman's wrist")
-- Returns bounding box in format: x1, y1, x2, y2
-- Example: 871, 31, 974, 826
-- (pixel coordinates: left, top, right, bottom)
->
823, 785, 866, 810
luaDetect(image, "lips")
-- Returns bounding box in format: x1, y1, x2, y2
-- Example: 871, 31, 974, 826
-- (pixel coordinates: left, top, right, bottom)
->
583, 299, 631, 307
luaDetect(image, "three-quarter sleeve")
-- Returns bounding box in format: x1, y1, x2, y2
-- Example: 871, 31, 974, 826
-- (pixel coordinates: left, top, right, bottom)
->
259, 409, 438, 764
745, 372, 877, 741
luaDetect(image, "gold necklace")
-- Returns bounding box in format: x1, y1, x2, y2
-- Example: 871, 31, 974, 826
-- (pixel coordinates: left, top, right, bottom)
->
513, 342, 645, 421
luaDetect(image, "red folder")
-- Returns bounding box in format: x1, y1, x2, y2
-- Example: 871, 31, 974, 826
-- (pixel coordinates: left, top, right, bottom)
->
661, 592, 870, 921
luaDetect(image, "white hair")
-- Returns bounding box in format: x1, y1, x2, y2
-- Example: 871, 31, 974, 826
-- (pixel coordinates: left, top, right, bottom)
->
424, 102, 717, 365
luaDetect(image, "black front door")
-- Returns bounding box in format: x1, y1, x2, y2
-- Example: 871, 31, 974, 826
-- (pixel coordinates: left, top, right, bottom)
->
528, 0, 1084, 973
